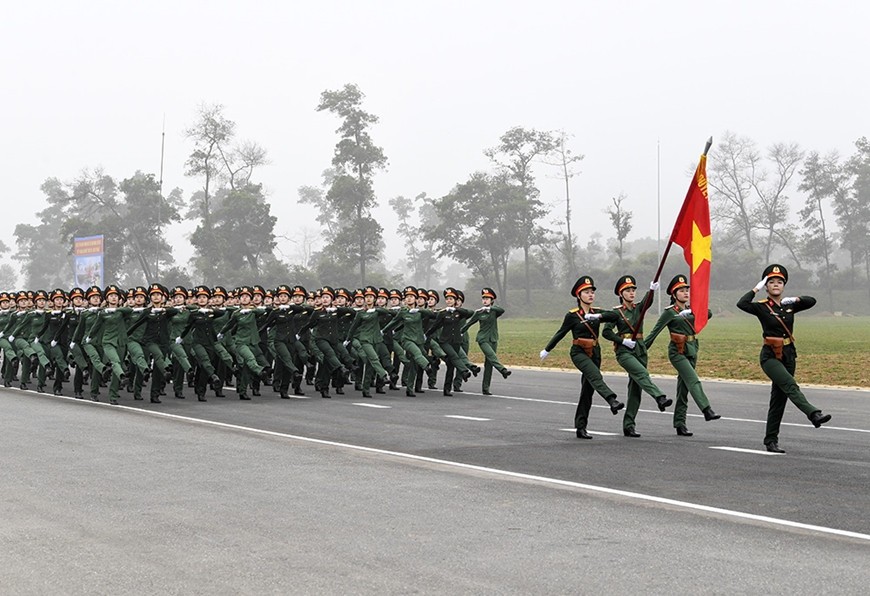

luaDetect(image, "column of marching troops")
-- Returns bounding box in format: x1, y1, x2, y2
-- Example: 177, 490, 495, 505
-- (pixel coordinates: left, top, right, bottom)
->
0, 262, 833, 454
0, 283, 508, 406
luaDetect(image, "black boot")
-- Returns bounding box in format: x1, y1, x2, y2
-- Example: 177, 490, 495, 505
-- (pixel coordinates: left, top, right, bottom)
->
654, 395, 673, 412
576, 428, 592, 439
606, 395, 624, 415
703, 406, 721, 421
676, 425, 693, 436
810, 411, 831, 428
500, 369, 511, 379
623, 427, 641, 438
766, 442, 785, 454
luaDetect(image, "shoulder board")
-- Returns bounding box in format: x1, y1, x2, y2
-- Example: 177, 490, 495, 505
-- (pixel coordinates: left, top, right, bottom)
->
755, 299, 769, 303
569, 307, 579, 313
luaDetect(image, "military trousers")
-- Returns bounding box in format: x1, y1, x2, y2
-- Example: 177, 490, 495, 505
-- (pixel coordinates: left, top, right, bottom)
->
615, 345, 666, 430
668, 344, 711, 428
570, 346, 618, 430
760, 348, 819, 445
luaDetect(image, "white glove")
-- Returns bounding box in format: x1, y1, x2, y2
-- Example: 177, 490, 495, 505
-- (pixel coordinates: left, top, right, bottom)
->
151, 307, 164, 313
409, 308, 419, 313
343, 340, 350, 347
0, 332, 4, 338
326, 307, 336, 312
83, 336, 89, 344
650, 281, 660, 291
622, 338, 637, 349
584, 313, 601, 321
132, 307, 145, 312
480, 306, 491, 311
753, 276, 769, 292
294, 334, 301, 341
50, 340, 58, 347
8, 335, 14, 342
198, 308, 211, 313
105, 308, 116, 313
32, 338, 40, 345
446, 307, 455, 312
539, 349, 549, 361
781, 297, 798, 305
678, 309, 693, 318
175, 337, 183, 344
367, 308, 376, 313
217, 333, 225, 340
69, 342, 76, 349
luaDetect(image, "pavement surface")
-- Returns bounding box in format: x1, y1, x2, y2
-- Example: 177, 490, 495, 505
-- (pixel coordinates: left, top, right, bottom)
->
1, 368, 868, 594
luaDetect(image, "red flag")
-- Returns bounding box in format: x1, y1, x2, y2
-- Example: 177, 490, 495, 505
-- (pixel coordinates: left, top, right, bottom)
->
669, 154, 712, 332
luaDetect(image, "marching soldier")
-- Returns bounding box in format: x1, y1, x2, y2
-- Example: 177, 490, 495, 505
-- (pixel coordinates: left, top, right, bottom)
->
602, 275, 672, 437
381, 287, 437, 397
645, 274, 720, 436
461, 287, 511, 395
540, 276, 624, 439
736, 264, 831, 453
217, 286, 270, 400
344, 286, 392, 397
426, 288, 475, 396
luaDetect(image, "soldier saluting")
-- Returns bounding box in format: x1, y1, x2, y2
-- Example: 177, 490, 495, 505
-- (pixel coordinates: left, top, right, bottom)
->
737, 264, 831, 454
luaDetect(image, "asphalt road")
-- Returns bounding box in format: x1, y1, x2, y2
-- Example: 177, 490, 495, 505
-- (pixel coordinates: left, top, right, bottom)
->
1, 367, 868, 594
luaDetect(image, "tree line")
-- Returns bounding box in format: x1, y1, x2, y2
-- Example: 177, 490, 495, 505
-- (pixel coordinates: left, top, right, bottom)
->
9, 84, 870, 311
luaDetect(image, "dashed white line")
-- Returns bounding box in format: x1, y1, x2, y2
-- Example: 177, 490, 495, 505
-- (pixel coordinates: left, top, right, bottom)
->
445, 415, 491, 421
559, 428, 618, 436
710, 446, 782, 456
353, 403, 391, 409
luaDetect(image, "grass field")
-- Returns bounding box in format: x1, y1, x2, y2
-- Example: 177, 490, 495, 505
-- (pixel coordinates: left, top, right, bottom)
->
464, 315, 870, 388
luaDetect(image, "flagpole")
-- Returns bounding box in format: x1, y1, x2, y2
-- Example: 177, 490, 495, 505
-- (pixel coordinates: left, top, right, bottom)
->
656, 139, 661, 315
631, 137, 713, 340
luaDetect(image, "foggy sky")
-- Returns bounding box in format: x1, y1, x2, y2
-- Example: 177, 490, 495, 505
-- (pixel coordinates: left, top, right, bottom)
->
3, 1, 869, 280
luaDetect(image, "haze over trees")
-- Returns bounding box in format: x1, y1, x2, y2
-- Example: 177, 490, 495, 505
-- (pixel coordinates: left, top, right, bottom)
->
9, 85, 870, 312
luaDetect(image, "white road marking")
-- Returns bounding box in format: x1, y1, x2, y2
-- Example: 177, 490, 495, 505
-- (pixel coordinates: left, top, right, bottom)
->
710, 446, 782, 456
559, 428, 619, 436
445, 415, 490, 421
353, 403, 391, 409
10, 390, 870, 542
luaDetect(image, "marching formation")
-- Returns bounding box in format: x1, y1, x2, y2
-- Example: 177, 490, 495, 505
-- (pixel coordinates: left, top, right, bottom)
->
542, 265, 833, 453
0, 262, 833, 454
0, 283, 508, 406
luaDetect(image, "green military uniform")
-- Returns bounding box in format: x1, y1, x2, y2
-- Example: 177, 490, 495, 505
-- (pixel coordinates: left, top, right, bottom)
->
601, 275, 671, 436
344, 290, 392, 397
645, 274, 718, 435
426, 288, 475, 396
381, 287, 436, 397
461, 287, 511, 395
736, 264, 830, 453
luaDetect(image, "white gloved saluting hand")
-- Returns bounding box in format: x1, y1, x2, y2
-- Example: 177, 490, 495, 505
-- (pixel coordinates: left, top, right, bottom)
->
753, 276, 769, 292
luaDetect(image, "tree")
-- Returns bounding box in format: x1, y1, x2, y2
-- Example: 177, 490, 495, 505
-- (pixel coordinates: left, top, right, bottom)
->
14, 184, 70, 289
751, 142, 804, 263
707, 131, 759, 253
799, 151, 841, 307
486, 126, 556, 305
190, 184, 279, 287
184, 104, 268, 283
316, 84, 387, 285
425, 172, 522, 302
840, 138, 870, 296
389, 192, 441, 287
543, 130, 584, 277
605, 193, 633, 266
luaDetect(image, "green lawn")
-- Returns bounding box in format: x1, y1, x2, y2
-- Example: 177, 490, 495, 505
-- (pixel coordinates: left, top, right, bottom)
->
464, 316, 870, 388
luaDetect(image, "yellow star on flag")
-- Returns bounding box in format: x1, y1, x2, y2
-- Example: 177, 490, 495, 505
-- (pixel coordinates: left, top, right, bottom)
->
691, 221, 712, 273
